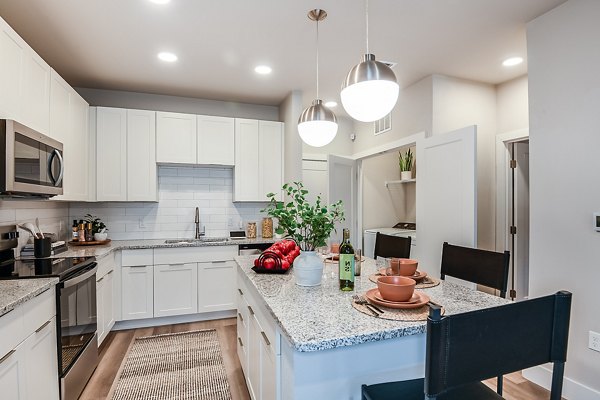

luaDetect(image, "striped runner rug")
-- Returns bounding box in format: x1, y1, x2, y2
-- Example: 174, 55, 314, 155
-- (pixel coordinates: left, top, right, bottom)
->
111, 329, 232, 400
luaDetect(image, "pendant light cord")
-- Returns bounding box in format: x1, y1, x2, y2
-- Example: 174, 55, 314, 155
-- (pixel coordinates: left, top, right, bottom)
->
365, 0, 369, 54
316, 16, 320, 98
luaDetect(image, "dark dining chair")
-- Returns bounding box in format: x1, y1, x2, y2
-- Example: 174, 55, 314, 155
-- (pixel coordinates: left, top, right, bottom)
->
374, 232, 412, 259
362, 290, 572, 400
441, 242, 510, 298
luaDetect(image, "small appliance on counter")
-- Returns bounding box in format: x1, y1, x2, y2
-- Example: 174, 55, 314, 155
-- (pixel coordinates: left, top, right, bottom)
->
0, 225, 98, 400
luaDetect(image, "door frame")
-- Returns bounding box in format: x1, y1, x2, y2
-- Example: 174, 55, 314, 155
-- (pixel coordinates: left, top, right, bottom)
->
352, 131, 426, 249
495, 129, 529, 252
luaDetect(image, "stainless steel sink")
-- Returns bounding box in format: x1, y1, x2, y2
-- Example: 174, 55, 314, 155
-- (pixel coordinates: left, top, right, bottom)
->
164, 237, 230, 244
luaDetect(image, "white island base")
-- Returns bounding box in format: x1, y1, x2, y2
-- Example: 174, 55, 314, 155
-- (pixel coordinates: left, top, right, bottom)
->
279, 332, 425, 400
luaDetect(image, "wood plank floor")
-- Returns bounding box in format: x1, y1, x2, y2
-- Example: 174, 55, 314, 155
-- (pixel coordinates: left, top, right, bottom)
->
81, 318, 553, 400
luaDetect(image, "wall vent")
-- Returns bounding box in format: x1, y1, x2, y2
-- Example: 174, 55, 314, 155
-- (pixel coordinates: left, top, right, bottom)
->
374, 113, 392, 135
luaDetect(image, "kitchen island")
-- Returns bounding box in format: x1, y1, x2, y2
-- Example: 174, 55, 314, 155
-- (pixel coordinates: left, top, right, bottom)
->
235, 256, 509, 400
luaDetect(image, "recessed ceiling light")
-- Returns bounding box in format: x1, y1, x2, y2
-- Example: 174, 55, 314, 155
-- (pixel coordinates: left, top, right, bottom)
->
254, 65, 272, 75
158, 52, 177, 62
502, 57, 524, 67
149, 0, 170, 4
324, 101, 338, 108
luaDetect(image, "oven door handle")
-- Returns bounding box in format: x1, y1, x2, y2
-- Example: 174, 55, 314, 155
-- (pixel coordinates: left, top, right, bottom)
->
63, 264, 98, 288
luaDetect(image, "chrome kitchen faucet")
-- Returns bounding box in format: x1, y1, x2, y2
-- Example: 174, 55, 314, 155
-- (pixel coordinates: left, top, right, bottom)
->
195, 207, 205, 239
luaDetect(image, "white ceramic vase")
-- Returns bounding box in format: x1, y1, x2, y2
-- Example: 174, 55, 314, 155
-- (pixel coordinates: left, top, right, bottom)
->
294, 251, 324, 286
401, 170, 412, 181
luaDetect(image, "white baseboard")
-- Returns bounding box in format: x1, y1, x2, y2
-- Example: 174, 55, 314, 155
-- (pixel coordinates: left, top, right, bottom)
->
112, 310, 236, 331
524, 366, 600, 400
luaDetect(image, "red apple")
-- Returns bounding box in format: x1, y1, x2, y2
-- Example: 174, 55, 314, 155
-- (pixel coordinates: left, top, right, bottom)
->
263, 258, 276, 270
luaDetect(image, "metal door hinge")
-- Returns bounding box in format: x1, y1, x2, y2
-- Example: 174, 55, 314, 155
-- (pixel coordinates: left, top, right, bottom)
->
510, 226, 517, 235
510, 159, 517, 169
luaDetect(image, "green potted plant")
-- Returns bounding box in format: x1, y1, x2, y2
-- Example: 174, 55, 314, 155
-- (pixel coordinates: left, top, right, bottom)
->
399, 148, 413, 180
84, 214, 108, 241
262, 182, 345, 286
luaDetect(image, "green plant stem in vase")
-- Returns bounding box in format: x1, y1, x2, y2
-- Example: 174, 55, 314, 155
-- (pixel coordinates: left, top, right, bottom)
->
84, 214, 108, 235
399, 148, 413, 172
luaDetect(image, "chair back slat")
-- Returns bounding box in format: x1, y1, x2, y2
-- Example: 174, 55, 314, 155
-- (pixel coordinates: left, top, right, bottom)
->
425, 291, 572, 397
441, 242, 510, 296
374, 233, 411, 259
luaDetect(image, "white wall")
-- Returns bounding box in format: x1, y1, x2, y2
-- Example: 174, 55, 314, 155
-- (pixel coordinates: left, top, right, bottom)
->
279, 90, 303, 184
303, 116, 355, 157
352, 75, 433, 152
70, 166, 267, 240
496, 75, 529, 134
0, 200, 70, 251
76, 87, 279, 121
527, 0, 600, 397
432, 75, 497, 250
362, 149, 416, 230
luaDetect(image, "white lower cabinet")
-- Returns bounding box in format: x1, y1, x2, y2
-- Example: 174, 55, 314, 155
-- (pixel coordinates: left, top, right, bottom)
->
237, 274, 279, 400
121, 265, 154, 320
198, 260, 235, 312
0, 287, 59, 400
0, 340, 27, 400
154, 263, 198, 317
24, 316, 59, 400
97, 270, 115, 345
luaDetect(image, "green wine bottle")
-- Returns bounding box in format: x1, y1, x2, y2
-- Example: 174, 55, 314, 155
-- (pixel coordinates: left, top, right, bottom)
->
339, 228, 355, 291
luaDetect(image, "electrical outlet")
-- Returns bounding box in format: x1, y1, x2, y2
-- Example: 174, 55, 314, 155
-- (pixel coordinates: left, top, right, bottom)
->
589, 331, 600, 352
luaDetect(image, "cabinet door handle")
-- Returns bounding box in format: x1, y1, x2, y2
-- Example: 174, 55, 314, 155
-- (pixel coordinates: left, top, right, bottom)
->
238, 312, 244, 322
212, 260, 227, 264
0, 349, 16, 365
261, 331, 271, 346
169, 263, 187, 267
238, 337, 244, 347
108, 270, 114, 275
129, 265, 147, 268
35, 320, 52, 333
238, 288, 243, 296
247, 305, 254, 315
97, 276, 104, 283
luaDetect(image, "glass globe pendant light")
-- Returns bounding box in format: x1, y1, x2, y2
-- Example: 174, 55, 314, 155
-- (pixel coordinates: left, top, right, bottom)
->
341, 0, 399, 122
298, 9, 338, 148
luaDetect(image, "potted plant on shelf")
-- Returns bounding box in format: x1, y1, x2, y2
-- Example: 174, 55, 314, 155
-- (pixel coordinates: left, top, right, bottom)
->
84, 214, 108, 241
262, 182, 345, 286
399, 148, 413, 180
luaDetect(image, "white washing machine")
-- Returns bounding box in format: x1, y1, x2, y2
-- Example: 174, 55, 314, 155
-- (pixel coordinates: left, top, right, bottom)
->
363, 223, 417, 259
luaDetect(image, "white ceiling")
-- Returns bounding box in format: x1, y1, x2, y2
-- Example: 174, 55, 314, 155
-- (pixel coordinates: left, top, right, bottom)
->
0, 0, 565, 109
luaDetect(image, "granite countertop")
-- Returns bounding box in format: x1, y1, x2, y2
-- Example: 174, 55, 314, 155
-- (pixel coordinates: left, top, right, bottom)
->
235, 256, 510, 352
19, 237, 277, 260
0, 278, 59, 317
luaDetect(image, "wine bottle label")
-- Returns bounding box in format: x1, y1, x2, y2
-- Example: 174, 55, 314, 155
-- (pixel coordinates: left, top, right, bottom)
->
339, 254, 355, 281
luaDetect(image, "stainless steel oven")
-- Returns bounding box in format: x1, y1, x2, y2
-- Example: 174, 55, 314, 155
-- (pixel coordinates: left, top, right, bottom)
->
57, 261, 98, 400
0, 119, 64, 197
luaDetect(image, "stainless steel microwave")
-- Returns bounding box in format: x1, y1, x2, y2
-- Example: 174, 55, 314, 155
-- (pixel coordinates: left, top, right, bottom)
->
0, 119, 64, 197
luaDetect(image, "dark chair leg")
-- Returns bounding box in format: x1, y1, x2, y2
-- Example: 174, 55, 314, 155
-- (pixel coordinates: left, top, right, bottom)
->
497, 375, 503, 395
550, 362, 565, 400
361, 384, 369, 400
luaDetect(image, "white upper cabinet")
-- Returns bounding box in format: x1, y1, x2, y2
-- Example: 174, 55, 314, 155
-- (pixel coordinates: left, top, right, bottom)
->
234, 118, 283, 202
0, 16, 50, 135
22, 47, 50, 135
156, 111, 197, 164
259, 120, 283, 201
0, 17, 26, 123
92, 107, 157, 202
127, 109, 157, 201
50, 70, 89, 201
96, 107, 127, 201
197, 115, 235, 165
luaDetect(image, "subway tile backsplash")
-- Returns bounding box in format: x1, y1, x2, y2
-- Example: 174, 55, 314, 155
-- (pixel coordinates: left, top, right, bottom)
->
69, 166, 270, 240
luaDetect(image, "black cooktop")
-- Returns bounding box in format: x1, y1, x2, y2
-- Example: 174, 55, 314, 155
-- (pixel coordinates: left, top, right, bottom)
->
0, 255, 95, 281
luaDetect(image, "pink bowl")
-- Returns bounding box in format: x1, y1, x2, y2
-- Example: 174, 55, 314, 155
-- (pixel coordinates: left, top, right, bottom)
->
377, 276, 416, 302
390, 258, 419, 276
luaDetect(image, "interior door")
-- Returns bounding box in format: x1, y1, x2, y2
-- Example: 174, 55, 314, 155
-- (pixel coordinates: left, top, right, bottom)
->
327, 155, 358, 247
514, 142, 530, 299
416, 126, 477, 282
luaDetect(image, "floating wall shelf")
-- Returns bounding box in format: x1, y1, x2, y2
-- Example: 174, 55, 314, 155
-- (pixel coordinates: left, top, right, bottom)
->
385, 179, 416, 188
